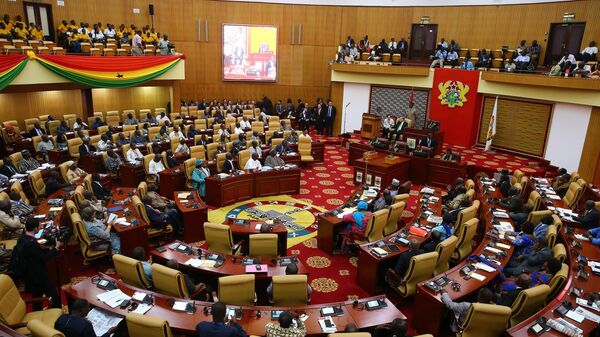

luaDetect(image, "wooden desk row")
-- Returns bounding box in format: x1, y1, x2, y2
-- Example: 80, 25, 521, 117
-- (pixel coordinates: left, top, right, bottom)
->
348, 141, 467, 189
205, 167, 301, 207
65, 274, 404, 336
413, 180, 516, 336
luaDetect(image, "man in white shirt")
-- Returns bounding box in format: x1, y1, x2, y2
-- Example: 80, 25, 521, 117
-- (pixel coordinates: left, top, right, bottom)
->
97, 135, 112, 151
382, 114, 395, 138
127, 142, 144, 164
580, 41, 598, 62
244, 153, 262, 171
299, 129, 312, 141
169, 126, 184, 140
103, 24, 116, 39
175, 138, 190, 155
388, 38, 398, 51
446, 49, 459, 68
430, 46, 447, 68
515, 51, 530, 70
131, 30, 144, 56
148, 154, 166, 176
438, 38, 448, 49
233, 123, 244, 135
36, 135, 54, 161
240, 117, 251, 130
157, 112, 170, 123
218, 124, 230, 138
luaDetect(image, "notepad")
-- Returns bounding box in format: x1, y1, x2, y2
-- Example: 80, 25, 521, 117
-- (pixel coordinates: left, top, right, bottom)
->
177, 192, 191, 199
49, 207, 63, 212
495, 242, 511, 250
493, 211, 510, 219
566, 310, 585, 323
172, 301, 188, 311
184, 258, 202, 268
474, 262, 496, 273
132, 303, 152, 315
470, 272, 486, 281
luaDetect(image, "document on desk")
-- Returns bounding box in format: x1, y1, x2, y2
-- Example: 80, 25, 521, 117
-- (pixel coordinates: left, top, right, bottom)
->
484, 246, 503, 255
495, 242, 511, 250
184, 258, 202, 268
86, 308, 123, 337
574, 306, 600, 323
474, 262, 496, 273
576, 298, 600, 312
318, 317, 337, 333
565, 309, 585, 323
132, 303, 152, 315
97, 289, 131, 308
493, 211, 510, 219
547, 194, 561, 200
177, 192, 191, 199
172, 301, 188, 311
470, 272, 486, 281
575, 234, 590, 241
49, 207, 64, 212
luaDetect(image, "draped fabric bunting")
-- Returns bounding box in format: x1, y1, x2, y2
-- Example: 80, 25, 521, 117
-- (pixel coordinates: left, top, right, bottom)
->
0, 55, 28, 91
33, 54, 185, 88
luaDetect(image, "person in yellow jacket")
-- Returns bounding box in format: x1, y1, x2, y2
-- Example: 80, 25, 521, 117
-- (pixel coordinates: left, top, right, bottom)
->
0, 23, 11, 39
13, 23, 28, 40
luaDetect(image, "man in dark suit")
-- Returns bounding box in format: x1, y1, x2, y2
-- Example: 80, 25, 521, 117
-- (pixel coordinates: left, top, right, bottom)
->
315, 98, 325, 135
419, 133, 437, 151
393, 239, 424, 276
16, 218, 62, 310
222, 153, 236, 174
28, 123, 46, 138
422, 230, 441, 253
78, 138, 96, 155
390, 117, 408, 141
0, 157, 19, 178
142, 195, 182, 234
324, 100, 336, 137
505, 238, 552, 276
196, 302, 247, 337
573, 200, 600, 229
91, 173, 111, 201
274, 140, 292, 155
262, 96, 273, 115
275, 100, 284, 116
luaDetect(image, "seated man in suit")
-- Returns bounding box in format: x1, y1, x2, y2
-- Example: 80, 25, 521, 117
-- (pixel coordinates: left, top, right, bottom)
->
392, 239, 424, 278
0, 157, 19, 178
509, 204, 533, 232
389, 116, 408, 141
573, 200, 599, 229
274, 140, 292, 155
419, 133, 437, 152
78, 138, 96, 156
553, 174, 571, 198
221, 153, 236, 174
505, 237, 552, 277
91, 173, 111, 201
196, 302, 247, 337
441, 148, 458, 162
499, 187, 523, 213
422, 230, 442, 253
28, 123, 46, 137
142, 195, 183, 235
45, 170, 72, 195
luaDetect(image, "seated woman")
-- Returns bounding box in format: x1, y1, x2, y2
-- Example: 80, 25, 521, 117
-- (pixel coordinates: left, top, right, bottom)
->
66, 162, 86, 183
81, 206, 120, 254
341, 201, 372, 254
191, 159, 210, 197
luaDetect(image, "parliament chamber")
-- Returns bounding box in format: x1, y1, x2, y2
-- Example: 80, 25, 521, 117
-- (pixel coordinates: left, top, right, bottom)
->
0, 0, 599, 337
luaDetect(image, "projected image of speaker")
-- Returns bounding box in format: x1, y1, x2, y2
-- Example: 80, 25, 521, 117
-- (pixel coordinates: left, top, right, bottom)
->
222, 24, 278, 82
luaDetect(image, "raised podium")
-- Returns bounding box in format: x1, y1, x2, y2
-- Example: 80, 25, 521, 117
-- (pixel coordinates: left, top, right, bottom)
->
360, 113, 381, 139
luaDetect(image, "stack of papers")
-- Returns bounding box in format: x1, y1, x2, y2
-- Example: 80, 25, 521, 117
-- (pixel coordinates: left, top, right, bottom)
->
132, 303, 152, 315
427, 215, 443, 224
573, 306, 600, 323
493, 211, 510, 219
96, 289, 131, 308
177, 192, 191, 199
184, 258, 217, 268
86, 308, 123, 336
420, 187, 435, 194
336, 207, 356, 219
474, 262, 496, 273
172, 301, 189, 312
318, 317, 337, 333
470, 272, 486, 281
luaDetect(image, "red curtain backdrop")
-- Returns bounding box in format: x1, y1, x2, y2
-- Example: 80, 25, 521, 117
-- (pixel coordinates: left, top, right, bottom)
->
428, 68, 483, 147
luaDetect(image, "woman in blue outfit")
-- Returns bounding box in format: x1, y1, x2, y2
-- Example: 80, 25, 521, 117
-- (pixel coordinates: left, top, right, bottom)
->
191, 159, 210, 197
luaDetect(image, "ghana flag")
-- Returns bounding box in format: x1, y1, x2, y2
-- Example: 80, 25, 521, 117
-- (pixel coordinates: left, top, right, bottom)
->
0, 54, 28, 91
34, 54, 185, 88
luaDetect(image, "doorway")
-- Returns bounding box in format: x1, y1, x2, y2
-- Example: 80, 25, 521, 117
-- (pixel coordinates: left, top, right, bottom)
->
23, 2, 54, 41
409, 24, 438, 60
544, 22, 585, 66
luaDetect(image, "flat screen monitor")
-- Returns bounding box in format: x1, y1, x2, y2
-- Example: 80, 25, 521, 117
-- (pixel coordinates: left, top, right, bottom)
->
223, 24, 278, 82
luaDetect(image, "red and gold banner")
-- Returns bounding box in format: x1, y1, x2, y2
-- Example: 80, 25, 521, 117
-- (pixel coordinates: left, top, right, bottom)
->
428, 68, 483, 147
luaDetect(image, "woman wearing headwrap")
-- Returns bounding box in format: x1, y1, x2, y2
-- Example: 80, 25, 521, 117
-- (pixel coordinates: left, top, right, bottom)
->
191, 159, 210, 197
4, 125, 22, 143
341, 200, 372, 254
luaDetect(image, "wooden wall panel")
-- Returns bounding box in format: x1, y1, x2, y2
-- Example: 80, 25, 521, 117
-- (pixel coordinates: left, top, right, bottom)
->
578, 106, 600, 183
0, 0, 599, 104
478, 97, 552, 156
0, 90, 83, 129
91, 86, 171, 113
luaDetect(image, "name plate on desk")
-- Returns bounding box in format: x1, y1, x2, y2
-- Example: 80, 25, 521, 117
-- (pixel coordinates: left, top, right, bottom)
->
384, 156, 401, 165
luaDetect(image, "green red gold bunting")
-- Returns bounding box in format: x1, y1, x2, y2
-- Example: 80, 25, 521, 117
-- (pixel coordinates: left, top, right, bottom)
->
0, 54, 28, 91
0, 53, 185, 90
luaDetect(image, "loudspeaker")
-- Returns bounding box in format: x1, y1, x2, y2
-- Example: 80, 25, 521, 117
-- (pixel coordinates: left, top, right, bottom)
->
149, 4, 154, 15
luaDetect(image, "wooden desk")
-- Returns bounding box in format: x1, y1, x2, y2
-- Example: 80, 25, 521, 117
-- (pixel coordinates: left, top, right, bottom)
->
353, 153, 410, 189
205, 172, 255, 207
226, 220, 288, 257
412, 180, 515, 336
361, 114, 381, 139
47, 149, 70, 165
254, 168, 301, 197
108, 187, 148, 257
79, 153, 106, 174
150, 241, 305, 280
403, 128, 445, 156
119, 163, 145, 187
173, 191, 208, 242
158, 166, 186, 198
356, 188, 443, 294
507, 228, 600, 337
65, 274, 404, 335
